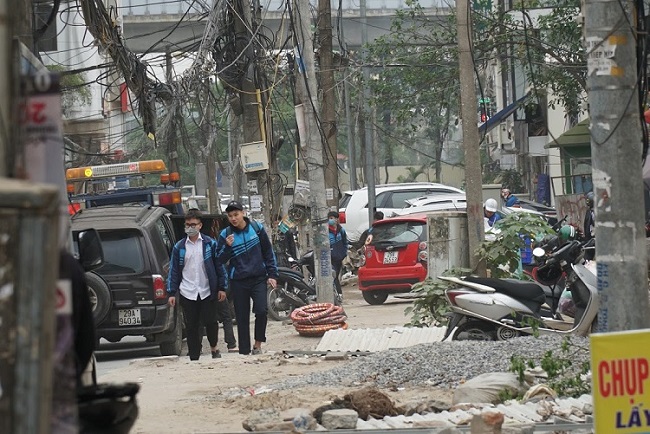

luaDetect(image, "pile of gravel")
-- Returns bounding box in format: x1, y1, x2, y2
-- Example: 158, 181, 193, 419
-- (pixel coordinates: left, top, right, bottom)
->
272, 335, 591, 391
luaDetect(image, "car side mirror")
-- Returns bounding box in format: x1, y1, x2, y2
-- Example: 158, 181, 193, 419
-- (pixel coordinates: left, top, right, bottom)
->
77, 229, 104, 272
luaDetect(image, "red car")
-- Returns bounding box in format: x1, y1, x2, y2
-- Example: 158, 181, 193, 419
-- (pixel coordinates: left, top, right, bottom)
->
358, 214, 429, 305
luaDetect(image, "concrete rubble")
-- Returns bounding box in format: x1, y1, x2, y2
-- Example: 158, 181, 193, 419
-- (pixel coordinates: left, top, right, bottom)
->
242, 393, 594, 432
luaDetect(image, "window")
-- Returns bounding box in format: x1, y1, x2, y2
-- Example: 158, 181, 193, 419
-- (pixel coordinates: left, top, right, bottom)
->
155, 219, 173, 254
571, 158, 593, 194
371, 221, 426, 244
384, 190, 428, 208
97, 230, 145, 275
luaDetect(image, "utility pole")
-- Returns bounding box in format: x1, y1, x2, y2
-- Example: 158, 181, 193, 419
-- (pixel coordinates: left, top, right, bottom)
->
232, 0, 272, 223
343, 68, 357, 190
165, 48, 180, 186
456, 0, 485, 273
318, 0, 339, 207
294, 0, 335, 303
584, 0, 650, 331
0, 0, 10, 175
360, 0, 376, 228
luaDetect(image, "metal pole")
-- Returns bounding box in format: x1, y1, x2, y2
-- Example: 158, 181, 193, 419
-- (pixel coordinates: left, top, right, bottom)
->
584, 0, 650, 331
0, 0, 10, 175
294, 0, 335, 303
456, 0, 485, 273
360, 0, 376, 228
343, 67, 357, 190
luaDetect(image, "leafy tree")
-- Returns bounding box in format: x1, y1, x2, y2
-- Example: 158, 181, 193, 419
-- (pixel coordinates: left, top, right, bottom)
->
47, 65, 91, 118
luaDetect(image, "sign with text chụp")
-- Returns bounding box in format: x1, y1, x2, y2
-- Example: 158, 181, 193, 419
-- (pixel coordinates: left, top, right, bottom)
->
591, 329, 650, 433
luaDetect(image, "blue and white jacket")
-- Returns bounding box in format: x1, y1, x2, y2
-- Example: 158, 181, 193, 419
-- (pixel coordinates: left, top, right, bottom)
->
167, 234, 227, 299
216, 218, 279, 282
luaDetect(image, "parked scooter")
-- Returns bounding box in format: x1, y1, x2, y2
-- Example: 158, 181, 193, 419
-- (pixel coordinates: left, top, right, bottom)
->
268, 250, 343, 321
440, 238, 598, 341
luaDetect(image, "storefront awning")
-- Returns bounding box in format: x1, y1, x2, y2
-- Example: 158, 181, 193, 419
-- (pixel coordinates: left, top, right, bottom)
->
478, 93, 531, 134
545, 119, 590, 148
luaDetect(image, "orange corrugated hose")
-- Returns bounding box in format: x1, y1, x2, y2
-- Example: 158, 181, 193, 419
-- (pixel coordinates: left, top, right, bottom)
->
290, 303, 348, 337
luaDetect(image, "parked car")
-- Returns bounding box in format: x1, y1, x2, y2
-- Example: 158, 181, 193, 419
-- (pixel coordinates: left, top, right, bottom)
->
71, 205, 184, 356
516, 198, 558, 226
357, 213, 429, 305
391, 193, 467, 217
338, 182, 463, 242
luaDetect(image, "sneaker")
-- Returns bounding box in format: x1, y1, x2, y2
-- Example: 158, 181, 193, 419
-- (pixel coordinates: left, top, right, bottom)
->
211, 350, 221, 359
251, 348, 262, 355
227, 346, 238, 353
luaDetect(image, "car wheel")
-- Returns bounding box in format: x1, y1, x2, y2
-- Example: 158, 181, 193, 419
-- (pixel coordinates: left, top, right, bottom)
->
362, 291, 388, 305
85, 272, 111, 325
159, 308, 183, 356
452, 321, 496, 341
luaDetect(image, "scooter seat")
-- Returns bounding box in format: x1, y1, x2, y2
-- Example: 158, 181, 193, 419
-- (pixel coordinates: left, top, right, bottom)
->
465, 276, 547, 305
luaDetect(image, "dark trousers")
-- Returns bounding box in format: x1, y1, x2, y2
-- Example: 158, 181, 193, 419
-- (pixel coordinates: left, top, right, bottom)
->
231, 276, 268, 355
180, 294, 218, 360
214, 298, 237, 349
332, 259, 343, 295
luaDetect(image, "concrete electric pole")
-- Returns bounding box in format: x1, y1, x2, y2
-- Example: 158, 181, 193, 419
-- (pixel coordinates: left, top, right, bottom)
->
456, 0, 485, 273
584, 0, 650, 331
294, 0, 336, 303
360, 0, 376, 228
317, 0, 339, 207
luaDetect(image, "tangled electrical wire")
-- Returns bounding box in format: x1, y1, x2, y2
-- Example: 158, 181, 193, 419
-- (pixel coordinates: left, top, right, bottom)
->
79, 0, 174, 136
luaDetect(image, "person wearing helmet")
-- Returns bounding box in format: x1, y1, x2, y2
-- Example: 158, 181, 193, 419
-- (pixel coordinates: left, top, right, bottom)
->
583, 191, 595, 260
484, 198, 502, 227
501, 188, 519, 207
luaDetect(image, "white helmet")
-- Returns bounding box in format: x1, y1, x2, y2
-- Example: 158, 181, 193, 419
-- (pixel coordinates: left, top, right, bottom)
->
485, 198, 498, 212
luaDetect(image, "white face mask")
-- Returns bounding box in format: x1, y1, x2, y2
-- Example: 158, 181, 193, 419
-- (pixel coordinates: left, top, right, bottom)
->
185, 227, 200, 237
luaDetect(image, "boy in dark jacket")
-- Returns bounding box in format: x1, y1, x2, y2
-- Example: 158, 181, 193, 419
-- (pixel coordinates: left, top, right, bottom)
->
217, 201, 278, 355
167, 209, 228, 360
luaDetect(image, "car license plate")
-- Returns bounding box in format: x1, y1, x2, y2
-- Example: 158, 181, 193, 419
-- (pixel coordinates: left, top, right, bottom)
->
118, 309, 141, 326
383, 251, 399, 264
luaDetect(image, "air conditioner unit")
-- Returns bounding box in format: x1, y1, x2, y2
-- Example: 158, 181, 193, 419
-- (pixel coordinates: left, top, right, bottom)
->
240, 141, 269, 172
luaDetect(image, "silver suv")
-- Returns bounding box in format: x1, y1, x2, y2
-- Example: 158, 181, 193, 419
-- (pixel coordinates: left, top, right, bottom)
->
338, 182, 464, 242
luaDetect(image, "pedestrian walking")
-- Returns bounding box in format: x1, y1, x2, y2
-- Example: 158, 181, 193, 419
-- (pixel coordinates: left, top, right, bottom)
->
204, 297, 237, 354
327, 210, 349, 296
217, 201, 278, 355
167, 209, 228, 360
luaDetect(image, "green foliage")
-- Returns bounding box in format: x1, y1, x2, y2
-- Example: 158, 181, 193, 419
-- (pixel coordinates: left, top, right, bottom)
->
46, 65, 91, 118
508, 337, 591, 398
482, 169, 525, 194
404, 268, 472, 327
476, 212, 554, 278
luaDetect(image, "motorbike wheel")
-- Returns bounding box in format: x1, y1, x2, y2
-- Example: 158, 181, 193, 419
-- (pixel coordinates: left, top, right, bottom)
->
452, 321, 496, 341
362, 291, 388, 305
267, 287, 294, 322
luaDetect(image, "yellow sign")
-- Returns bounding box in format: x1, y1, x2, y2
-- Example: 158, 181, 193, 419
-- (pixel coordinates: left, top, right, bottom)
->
84, 168, 93, 177
591, 329, 650, 432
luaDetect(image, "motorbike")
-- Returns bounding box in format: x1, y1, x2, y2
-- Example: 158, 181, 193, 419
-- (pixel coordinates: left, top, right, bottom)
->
267, 251, 318, 321
440, 238, 598, 341
268, 250, 343, 321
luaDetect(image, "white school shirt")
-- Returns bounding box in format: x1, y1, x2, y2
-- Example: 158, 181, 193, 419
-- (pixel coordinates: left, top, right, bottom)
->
179, 234, 211, 301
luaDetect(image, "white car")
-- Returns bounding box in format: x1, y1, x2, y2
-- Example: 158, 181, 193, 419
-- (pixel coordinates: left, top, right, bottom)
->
338, 182, 464, 242
391, 193, 467, 217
